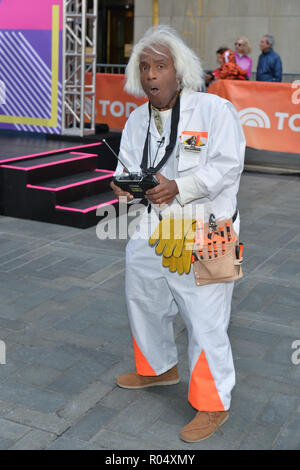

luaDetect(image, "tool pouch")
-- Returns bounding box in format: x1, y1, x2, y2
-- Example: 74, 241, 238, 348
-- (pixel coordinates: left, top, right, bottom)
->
193, 216, 243, 286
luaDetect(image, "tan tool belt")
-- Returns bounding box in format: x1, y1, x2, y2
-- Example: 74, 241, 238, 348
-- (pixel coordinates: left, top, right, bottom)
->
192, 214, 243, 286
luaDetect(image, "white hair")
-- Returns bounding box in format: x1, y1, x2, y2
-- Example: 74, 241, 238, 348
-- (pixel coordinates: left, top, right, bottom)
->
264, 34, 275, 47
125, 25, 204, 96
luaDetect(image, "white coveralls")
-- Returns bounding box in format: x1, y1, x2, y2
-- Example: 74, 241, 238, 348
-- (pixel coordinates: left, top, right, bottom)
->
115, 88, 245, 412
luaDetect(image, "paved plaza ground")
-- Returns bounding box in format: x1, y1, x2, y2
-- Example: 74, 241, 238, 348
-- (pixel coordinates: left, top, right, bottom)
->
0, 169, 299, 450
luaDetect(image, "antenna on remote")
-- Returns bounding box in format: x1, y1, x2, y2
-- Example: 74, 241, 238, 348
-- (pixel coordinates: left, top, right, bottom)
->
102, 139, 129, 173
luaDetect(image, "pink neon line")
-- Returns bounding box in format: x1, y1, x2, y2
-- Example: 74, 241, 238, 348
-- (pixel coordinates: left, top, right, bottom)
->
0, 164, 28, 170
55, 198, 118, 214
0, 154, 97, 171
95, 169, 115, 174
69, 152, 98, 157
0, 142, 102, 164
26, 173, 112, 191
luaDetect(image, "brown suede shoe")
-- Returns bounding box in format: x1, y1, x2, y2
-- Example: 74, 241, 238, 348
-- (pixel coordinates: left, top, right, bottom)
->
117, 365, 180, 389
180, 410, 229, 442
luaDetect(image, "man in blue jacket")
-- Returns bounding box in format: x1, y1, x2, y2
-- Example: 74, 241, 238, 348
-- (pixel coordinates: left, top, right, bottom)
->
256, 34, 282, 82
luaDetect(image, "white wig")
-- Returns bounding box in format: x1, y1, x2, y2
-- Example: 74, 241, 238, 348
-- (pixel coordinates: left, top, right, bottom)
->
125, 25, 204, 96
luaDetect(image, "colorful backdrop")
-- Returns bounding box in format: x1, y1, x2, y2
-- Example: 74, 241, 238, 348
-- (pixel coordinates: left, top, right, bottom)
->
0, 0, 63, 134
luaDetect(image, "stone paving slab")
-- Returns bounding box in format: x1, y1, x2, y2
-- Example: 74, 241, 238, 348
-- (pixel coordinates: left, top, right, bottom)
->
0, 170, 300, 450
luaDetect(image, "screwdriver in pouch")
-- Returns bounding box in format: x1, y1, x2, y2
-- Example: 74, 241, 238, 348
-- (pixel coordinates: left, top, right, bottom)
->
213, 240, 218, 258
208, 242, 212, 259
226, 222, 232, 242
236, 242, 244, 260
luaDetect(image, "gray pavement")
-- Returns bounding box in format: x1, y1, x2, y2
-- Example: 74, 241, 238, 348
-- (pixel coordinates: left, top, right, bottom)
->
0, 170, 300, 450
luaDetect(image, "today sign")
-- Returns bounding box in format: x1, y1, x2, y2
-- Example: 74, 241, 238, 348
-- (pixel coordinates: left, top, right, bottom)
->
208, 80, 300, 154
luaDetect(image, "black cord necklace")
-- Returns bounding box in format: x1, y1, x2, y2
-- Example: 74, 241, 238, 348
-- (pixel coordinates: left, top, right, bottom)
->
149, 135, 165, 169
141, 93, 180, 175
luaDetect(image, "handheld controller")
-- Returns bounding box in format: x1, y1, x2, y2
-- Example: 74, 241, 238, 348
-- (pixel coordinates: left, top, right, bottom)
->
102, 139, 159, 199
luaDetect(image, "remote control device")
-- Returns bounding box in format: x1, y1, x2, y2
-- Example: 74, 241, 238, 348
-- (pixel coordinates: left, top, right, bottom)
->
102, 139, 159, 199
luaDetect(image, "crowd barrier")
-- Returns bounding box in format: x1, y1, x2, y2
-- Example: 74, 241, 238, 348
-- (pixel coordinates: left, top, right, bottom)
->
93, 74, 300, 154
92, 73, 147, 130
207, 80, 300, 154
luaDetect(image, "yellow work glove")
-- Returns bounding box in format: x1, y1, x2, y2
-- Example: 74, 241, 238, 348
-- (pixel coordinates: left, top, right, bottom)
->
162, 220, 197, 274
149, 218, 188, 257
149, 219, 196, 274
163, 254, 179, 273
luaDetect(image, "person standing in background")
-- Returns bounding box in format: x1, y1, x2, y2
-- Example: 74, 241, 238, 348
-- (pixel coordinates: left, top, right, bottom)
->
205, 46, 228, 86
212, 49, 248, 81
256, 34, 282, 82
234, 37, 252, 79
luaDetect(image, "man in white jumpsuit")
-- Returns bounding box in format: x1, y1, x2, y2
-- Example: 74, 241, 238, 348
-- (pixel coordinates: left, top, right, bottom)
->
110, 25, 245, 442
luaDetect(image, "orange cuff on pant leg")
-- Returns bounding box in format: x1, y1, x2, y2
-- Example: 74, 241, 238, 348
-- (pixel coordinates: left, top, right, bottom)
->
189, 350, 225, 412
132, 336, 157, 376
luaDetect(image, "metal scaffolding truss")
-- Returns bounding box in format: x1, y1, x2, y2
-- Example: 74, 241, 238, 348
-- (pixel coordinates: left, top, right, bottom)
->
62, 0, 98, 136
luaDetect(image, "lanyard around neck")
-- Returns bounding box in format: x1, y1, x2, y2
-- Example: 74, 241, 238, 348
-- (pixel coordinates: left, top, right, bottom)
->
141, 93, 180, 175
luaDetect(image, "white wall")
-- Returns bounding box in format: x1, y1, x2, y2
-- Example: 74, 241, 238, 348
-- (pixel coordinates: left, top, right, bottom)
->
134, 0, 300, 75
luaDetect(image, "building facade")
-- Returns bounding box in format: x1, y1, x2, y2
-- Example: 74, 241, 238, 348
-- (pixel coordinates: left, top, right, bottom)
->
133, 0, 300, 77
